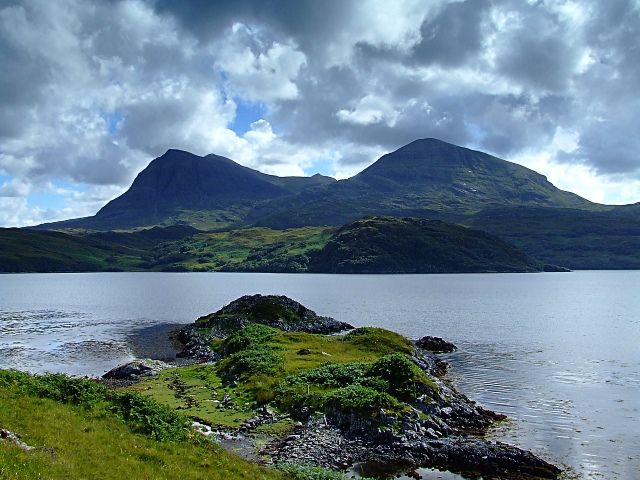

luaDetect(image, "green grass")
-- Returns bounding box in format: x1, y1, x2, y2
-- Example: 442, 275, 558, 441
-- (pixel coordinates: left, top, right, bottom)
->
0, 371, 286, 480
132, 326, 427, 425
276, 463, 376, 480
0, 225, 333, 273
129, 364, 256, 428
161, 226, 334, 272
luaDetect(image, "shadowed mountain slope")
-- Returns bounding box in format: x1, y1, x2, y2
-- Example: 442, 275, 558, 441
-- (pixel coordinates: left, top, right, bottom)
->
41, 149, 335, 230
39, 139, 602, 231
250, 138, 598, 228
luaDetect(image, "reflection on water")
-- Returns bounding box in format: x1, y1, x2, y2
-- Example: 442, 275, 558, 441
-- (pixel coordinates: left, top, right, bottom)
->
0, 271, 639, 479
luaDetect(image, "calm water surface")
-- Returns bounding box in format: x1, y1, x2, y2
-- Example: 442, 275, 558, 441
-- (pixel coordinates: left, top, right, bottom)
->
1, 271, 638, 480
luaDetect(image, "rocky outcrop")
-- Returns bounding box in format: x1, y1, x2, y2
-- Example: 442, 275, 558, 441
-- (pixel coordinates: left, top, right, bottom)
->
175, 294, 559, 478
265, 342, 557, 479
194, 294, 353, 337
416, 336, 457, 353
370, 437, 562, 479
103, 359, 170, 380
175, 325, 217, 361
266, 419, 560, 479
0, 430, 34, 452
177, 295, 353, 360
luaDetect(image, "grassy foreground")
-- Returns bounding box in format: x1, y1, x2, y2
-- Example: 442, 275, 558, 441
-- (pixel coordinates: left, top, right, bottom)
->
0, 371, 286, 480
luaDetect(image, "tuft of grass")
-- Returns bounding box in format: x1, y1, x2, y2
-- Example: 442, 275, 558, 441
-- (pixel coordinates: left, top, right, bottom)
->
342, 327, 415, 356
324, 385, 399, 414
221, 323, 280, 355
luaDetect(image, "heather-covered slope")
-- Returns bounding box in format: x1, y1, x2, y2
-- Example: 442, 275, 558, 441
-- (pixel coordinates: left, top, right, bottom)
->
309, 217, 539, 273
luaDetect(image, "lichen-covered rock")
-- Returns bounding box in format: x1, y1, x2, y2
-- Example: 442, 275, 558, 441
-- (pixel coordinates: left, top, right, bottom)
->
0, 430, 34, 452
176, 325, 217, 361
194, 294, 353, 337
103, 359, 170, 380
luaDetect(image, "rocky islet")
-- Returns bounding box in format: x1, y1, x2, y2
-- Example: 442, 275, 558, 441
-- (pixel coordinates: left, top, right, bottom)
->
105, 294, 561, 479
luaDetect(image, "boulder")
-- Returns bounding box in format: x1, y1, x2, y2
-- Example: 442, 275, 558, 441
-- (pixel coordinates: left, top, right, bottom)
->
416, 336, 457, 353
103, 359, 170, 380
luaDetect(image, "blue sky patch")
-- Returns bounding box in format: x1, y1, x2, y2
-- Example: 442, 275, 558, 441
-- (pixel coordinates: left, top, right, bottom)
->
101, 111, 124, 136
231, 100, 266, 135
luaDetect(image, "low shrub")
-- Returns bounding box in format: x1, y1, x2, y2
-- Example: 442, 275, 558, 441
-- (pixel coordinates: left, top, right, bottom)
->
110, 391, 189, 442
0, 370, 108, 408
367, 352, 427, 401
273, 382, 327, 413
219, 345, 283, 377
0, 369, 189, 443
324, 385, 398, 414
287, 362, 368, 388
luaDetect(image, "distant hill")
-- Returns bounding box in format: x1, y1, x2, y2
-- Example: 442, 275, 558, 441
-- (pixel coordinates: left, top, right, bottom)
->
309, 217, 539, 273
1, 218, 540, 274
468, 207, 640, 270
0, 226, 196, 273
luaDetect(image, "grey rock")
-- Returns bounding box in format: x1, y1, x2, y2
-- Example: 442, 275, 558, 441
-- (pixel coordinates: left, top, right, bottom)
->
0, 430, 34, 452
102, 359, 170, 380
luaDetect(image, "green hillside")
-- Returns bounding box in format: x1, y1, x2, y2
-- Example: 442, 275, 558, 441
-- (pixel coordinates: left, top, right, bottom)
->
310, 217, 539, 273
1, 218, 541, 274
0, 228, 146, 272
468, 207, 640, 269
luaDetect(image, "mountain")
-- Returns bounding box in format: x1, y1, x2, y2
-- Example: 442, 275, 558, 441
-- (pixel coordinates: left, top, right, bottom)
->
39, 139, 601, 232
309, 217, 539, 273
249, 138, 599, 228
41, 149, 335, 231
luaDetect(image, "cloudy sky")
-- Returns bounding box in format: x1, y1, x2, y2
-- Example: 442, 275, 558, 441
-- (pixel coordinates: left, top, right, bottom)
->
1, 0, 639, 226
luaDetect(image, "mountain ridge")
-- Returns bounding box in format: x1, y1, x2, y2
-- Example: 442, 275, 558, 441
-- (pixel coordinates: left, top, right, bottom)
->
37, 137, 612, 232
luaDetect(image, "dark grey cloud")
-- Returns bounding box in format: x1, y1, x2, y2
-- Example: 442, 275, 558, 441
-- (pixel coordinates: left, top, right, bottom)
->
153, 0, 356, 59
410, 0, 491, 67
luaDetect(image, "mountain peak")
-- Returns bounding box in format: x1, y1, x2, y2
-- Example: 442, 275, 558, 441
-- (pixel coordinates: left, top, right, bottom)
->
158, 148, 200, 159
355, 137, 491, 183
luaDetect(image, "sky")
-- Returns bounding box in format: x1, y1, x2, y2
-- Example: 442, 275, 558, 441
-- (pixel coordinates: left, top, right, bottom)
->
1, 0, 640, 227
